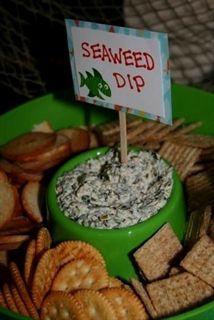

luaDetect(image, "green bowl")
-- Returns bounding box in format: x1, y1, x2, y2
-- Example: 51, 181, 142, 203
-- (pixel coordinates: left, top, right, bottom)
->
47, 146, 186, 280
0, 84, 213, 319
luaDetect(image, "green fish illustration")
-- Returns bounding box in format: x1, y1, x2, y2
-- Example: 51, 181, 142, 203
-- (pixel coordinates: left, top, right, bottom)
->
79, 68, 111, 100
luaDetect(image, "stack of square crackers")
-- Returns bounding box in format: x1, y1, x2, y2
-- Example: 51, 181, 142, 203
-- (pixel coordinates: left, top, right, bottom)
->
131, 221, 214, 319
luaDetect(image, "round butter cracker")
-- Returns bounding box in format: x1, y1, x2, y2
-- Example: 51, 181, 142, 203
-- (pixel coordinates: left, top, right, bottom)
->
51, 257, 108, 292
100, 287, 149, 320
31, 248, 59, 310
2, 282, 18, 314
73, 289, 118, 320
41, 291, 87, 320
11, 284, 30, 317
24, 239, 36, 288
55, 240, 105, 267
36, 227, 52, 258
9, 261, 39, 319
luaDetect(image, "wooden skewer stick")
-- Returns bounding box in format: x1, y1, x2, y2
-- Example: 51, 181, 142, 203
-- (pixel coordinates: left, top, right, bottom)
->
119, 110, 128, 163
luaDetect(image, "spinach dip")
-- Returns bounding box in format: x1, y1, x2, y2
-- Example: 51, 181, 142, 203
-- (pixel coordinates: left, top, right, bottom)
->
56, 149, 173, 229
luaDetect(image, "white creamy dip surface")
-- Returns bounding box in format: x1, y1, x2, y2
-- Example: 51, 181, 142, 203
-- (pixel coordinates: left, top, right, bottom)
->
56, 149, 173, 229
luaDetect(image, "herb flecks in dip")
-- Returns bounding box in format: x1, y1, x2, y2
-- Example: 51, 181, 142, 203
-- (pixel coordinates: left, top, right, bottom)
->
56, 149, 173, 229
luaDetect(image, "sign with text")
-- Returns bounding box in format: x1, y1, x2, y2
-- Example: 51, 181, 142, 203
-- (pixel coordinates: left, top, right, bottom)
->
65, 19, 172, 124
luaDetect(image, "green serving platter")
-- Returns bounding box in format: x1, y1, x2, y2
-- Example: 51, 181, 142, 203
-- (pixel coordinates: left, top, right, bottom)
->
0, 84, 213, 320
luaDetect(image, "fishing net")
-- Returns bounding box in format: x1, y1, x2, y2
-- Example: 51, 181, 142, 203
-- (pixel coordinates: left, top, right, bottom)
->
0, 0, 213, 110
124, 0, 214, 92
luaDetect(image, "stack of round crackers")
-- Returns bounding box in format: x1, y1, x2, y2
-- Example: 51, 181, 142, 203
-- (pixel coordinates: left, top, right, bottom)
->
0, 123, 95, 252
0, 125, 92, 187
0, 227, 149, 320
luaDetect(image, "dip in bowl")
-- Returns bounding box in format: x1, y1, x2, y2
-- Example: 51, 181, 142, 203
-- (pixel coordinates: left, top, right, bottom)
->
47, 146, 186, 280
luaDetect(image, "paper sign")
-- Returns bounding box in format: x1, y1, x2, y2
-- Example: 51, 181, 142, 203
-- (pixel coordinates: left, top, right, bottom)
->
65, 19, 172, 124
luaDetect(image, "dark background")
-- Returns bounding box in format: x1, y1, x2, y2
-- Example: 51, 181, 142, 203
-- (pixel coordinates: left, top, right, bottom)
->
0, 0, 124, 115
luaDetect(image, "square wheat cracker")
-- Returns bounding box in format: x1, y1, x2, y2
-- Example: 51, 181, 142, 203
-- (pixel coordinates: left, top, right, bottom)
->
185, 169, 214, 211
130, 278, 158, 319
208, 208, 214, 240
180, 235, 214, 288
134, 223, 183, 281
159, 141, 201, 180
198, 206, 212, 238
146, 272, 214, 318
